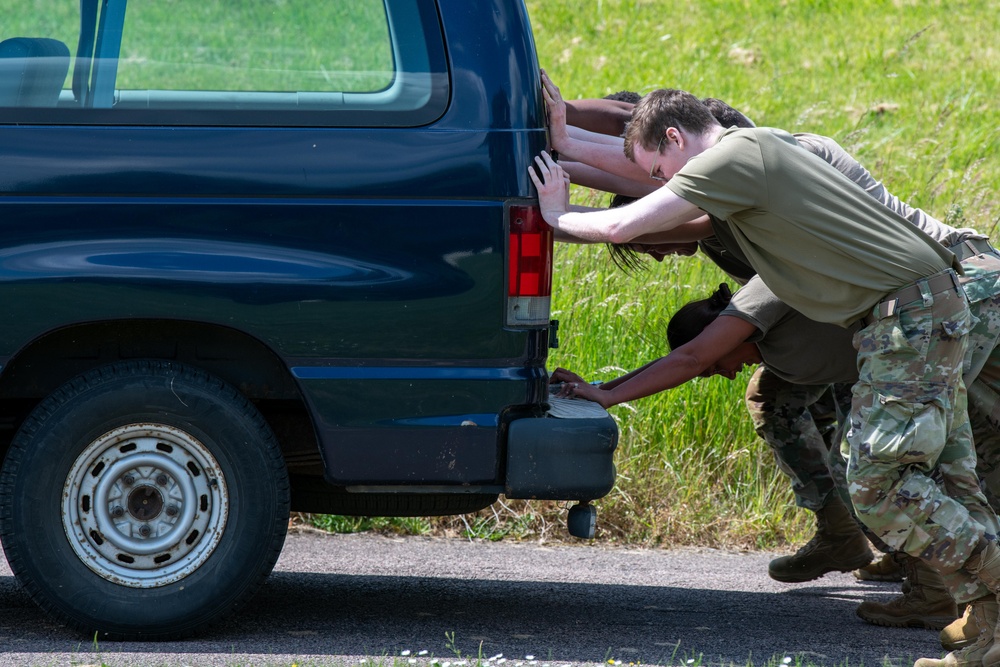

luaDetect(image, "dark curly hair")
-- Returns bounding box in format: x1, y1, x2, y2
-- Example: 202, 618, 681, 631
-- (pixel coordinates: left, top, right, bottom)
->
666, 283, 733, 350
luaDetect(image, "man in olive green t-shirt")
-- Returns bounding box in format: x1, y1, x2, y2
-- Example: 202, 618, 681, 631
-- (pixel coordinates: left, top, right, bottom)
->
528, 88, 1000, 667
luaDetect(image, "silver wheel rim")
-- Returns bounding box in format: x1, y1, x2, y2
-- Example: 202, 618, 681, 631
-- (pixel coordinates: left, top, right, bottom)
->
62, 423, 229, 588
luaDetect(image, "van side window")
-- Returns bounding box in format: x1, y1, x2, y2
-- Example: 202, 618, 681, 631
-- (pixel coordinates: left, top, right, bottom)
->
0, 0, 449, 126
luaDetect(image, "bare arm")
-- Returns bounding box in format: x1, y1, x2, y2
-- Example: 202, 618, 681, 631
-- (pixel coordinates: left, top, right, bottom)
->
561, 160, 660, 199
542, 70, 659, 186
630, 217, 714, 243
551, 315, 758, 408
568, 125, 626, 146
529, 152, 702, 244
564, 97, 634, 137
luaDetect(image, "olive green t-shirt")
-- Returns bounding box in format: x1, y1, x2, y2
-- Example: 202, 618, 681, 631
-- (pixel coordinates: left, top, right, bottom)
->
723, 277, 859, 385
666, 127, 959, 327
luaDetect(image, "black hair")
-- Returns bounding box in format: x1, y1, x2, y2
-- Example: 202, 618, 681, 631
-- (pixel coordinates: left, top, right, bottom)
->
701, 97, 755, 128
666, 283, 732, 350
603, 193, 645, 273
604, 90, 642, 104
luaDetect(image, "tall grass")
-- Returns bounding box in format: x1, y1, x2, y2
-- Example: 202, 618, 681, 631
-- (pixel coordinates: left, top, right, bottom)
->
544, 241, 805, 548
528, 0, 998, 230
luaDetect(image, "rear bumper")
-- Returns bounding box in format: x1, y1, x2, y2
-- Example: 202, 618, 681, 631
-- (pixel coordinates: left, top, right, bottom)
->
504, 397, 618, 501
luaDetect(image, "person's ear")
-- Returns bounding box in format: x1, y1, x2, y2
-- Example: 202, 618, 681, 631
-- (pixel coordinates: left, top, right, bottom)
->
666, 127, 683, 148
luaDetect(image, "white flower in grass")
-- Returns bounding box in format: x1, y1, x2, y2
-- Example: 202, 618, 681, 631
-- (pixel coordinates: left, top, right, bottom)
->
402, 650, 411, 656
783, 658, 792, 665
409, 660, 417, 665
687, 660, 695, 665
419, 651, 429, 656
525, 657, 535, 662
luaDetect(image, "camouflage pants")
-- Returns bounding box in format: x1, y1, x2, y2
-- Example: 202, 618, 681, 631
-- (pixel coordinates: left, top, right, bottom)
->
846, 270, 998, 603
965, 289, 1000, 518
745, 366, 852, 512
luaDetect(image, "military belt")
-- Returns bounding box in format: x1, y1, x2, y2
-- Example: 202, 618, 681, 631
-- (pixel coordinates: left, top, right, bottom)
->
950, 237, 996, 262
858, 269, 962, 328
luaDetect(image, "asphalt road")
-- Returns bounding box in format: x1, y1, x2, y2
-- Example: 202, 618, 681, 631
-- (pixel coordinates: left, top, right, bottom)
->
0, 529, 946, 667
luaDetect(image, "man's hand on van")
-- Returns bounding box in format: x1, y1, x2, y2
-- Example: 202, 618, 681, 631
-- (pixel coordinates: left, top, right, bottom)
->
529, 151, 570, 224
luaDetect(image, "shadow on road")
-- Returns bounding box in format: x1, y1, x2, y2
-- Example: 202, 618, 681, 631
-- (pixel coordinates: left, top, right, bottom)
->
0, 565, 941, 666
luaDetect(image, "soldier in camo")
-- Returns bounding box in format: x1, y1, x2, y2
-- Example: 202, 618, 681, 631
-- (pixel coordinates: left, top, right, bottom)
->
536, 77, 1000, 656
934, 285, 1000, 655
744, 371, 872, 581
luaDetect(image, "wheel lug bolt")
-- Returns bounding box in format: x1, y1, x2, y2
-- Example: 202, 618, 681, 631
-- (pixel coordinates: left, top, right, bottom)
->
138, 525, 152, 538
155, 474, 169, 486
165, 505, 178, 517
110, 506, 125, 518
122, 474, 135, 486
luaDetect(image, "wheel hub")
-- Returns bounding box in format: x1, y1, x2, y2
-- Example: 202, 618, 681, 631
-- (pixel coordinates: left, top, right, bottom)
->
63, 423, 229, 588
127, 484, 163, 522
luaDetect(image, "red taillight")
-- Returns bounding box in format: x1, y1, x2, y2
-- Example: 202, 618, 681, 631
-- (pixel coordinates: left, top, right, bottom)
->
507, 205, 552, 326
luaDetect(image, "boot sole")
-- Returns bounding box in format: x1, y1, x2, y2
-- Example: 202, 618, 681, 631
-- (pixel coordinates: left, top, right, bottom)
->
769, 553, 875, 583
856, 610, 959, 631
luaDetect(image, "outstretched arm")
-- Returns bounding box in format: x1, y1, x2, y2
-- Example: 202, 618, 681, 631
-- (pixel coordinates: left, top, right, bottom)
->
561, 160, 661, 199
542, 70, 657, 186
564, 97, 634, 137
551, 315, 758, 408
530, 152, 702, 244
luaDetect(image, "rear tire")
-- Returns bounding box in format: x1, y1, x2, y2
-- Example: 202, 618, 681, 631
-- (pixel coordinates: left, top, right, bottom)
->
0, 360, 290, 640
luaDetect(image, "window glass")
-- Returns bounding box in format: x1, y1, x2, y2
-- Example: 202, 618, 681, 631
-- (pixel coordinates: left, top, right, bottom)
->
117, 1, 394, 93
0, 0, 448, 126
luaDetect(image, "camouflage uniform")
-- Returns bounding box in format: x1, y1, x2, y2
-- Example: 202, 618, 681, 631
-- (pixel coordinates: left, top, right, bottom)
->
846, 269, 998, 604
936, 248, 1000, 601
745, 367, 852, 511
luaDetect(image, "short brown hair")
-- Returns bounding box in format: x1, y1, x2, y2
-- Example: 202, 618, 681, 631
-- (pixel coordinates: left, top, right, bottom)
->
623, 89, 718, 161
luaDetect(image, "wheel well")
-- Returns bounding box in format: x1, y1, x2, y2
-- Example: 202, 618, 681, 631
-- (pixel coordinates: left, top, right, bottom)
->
0, 319, 321, 474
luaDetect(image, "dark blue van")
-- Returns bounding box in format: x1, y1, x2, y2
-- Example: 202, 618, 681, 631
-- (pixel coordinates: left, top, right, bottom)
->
0, 0, 617, 639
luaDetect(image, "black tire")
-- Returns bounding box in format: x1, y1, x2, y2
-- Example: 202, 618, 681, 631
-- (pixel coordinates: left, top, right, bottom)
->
0, 360, 290, 640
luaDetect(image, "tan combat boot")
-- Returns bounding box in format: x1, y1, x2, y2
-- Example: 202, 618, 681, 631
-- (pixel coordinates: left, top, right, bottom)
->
855, 551, 905, 582
942, 596, 998, 651
964, 541, 1000, 667
768, 494, 873, 583
914, 597, 999, 667
856, 554, 959, 629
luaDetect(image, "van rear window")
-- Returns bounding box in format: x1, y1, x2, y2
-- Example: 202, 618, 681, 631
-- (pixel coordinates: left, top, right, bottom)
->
0, 0, 448, 126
